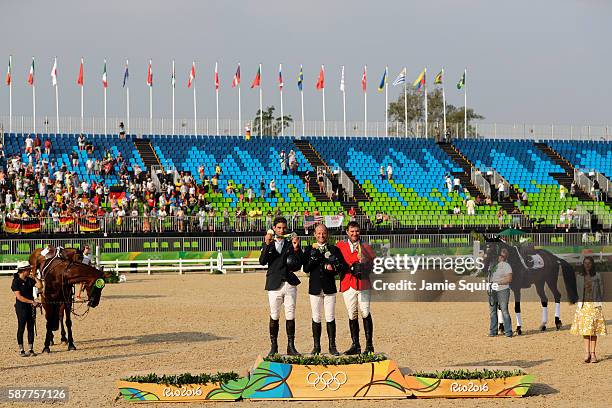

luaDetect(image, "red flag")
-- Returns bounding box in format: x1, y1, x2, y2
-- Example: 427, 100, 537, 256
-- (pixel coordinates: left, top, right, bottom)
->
6, 57, 11, 86
316, 65, 325, 90
187, 61, 195, 88
361, 66, 367, 92
231, 64, 240, 88
77, 58, 84, 86
214, 62, 219, 90
27, 58, 35, 86
250, 65, 261, 88
146, 60, 153, 87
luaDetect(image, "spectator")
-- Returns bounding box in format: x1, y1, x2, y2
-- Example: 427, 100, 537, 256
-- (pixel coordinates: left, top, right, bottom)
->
24, 135, 34, 155
78, 134, 86, 151
33, 134, 42, 156
592, 179, 601, 202
119, 122, 126, 138
445, 174, 452, 193
269, 179, 277, 197
497, 208, 504, 228
215, 163, 221, 175
466, 197, 475, 216
259, 177, 266, 198
497, 181, 505, 201
560, 184, 566, 200
453, 205, 461, 215
247, 187, 254, 203
521, 190, 528, 206
348, 206, 356, 222
379, 165, 385, 181
304, 172, 310, 191
570, 181, 576, 196
454, 177, 461, 193
211, 175, 219, 193
386, 164, 393, 181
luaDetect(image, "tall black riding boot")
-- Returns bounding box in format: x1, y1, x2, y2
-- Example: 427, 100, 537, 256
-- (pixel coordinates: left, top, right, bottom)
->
286, 319, 301, 356
327, 320, 340, 356
311, 321, 322, 355
267, 318, 279, 357
344, 319, 361, 355
363, 315, 374, 354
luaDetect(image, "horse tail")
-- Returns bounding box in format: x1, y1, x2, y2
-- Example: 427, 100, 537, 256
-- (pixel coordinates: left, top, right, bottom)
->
559, 258, 578, 304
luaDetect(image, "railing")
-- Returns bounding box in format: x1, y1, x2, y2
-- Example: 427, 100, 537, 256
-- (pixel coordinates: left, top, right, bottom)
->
486, 168, 511, 197
470, 168, 491, 198
0, 212, 591, 237
2, 115, 611, 140
338, 170, 354, 200
574, 169, 594, 200
100, 257, 267, 275
150, 165, 163, 191
593, 171, 612, 199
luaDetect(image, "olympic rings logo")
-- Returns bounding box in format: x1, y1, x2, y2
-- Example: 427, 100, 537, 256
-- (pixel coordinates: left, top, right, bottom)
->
306, 371, 348, 391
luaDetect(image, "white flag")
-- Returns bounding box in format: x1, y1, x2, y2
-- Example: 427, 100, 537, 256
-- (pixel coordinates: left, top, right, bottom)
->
340, 65, 345, 92
392, 67, 406, 86
51, 57, 58, 86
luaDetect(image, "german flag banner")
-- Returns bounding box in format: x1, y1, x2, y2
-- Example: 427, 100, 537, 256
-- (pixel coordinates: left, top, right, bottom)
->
60, 216, 75, 226
3, 219, 40, 234
78, 217, 101, 232
3, 219, 21, 233
22, 219, 41, 234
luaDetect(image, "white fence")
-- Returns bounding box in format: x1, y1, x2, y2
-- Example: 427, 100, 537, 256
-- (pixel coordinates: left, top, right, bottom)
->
2, 115, 611, 140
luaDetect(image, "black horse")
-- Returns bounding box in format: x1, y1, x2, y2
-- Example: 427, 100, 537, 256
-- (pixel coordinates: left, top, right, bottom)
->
483, 237, 578, 335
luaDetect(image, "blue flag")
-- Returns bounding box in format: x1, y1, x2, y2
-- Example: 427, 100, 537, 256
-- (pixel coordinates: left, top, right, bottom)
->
122, 63, 129, 88
297, 65, 303, 91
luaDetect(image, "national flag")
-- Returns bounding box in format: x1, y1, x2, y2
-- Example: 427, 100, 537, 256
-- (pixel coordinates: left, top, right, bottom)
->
77, 58, 84, 86
413, 69, 426, 92
146, 60, 153, 87
231, 64, 241, 88
392, 67, 406, 86
434, 69, 443, 85
102, 60, 108, 88
297, 65, 303, 91
77, 217, 101, 232
340, 65, 345, 92
27, 58, 35, 86
122, 60, 129, 88
324, 215, 344, 229
6, 56, 11, 86
316, 65, 324, 90
250, 65, 261, 88
3, 219, 20, 233
214, 62, 219, 90
361, 66, 367, 92
304, 215, 324, 228
51, 57, 58, 87
278, 64, 283, 90
21, 219, 41, 234
188, 61, 196, 88
377, 67, 387, 92
457, 70, 466, 89
59, 216, 74, 226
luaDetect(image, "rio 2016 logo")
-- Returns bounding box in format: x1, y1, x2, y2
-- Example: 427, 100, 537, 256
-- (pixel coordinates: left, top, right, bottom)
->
306, 371, 348, 391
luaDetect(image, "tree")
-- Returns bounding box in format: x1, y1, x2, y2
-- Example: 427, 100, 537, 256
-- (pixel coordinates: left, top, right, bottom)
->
251, 106, 293, 136
388, 88, 484, 136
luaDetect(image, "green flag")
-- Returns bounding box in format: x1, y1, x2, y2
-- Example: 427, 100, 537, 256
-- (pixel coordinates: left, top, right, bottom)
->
457, 71, 465, 90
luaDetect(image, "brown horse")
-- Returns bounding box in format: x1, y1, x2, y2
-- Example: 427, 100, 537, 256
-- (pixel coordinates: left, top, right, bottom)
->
30, 246, 84, 344
29, 246, 83, 276
41, 258, 107, 353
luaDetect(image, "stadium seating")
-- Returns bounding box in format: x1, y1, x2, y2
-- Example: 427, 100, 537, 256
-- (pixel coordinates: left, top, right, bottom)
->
548, 140, 612, 177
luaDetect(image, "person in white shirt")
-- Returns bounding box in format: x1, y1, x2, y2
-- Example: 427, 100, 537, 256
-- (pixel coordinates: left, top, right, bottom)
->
498, 181, 505, 201
24, 136, 34, 154
453, 177, 461, 192
269, 179, 277, 197
488, 248, 513, 337
445, 175, 453, 193
466, 198, 476, 216
386, 164, 393, 181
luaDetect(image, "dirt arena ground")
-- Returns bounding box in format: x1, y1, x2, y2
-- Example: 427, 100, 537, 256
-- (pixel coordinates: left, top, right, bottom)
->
1, 272, 609, 407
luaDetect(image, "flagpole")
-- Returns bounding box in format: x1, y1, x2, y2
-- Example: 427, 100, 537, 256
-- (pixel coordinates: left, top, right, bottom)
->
258, 63, 263, 136
442, 68, 446, 138
341, 66, 346, 138
215, 62, 219, 136
149, 59, 153, 136
238, 73, 242, 135
103, 59, 107, 136
80, 58, 84, 133
364, 65, 367, 137
126, 60, 130, 135
384, 66, 388, 137
32, 57, 36, 135
279, 63, 284, 137
8, 55, 12, 134
424, 68, 428, 138
194, 64, 198, 136
403, 68, 407, 138
321, 65, 326, 137
464, 68, 467, 139
172, 60, 175, 136
54, 58, 59, 134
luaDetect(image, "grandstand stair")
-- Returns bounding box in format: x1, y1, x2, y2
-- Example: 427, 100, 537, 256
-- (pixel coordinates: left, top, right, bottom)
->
534, 143, 594, 202
294, 139, 366, 216
134, 139, 161, 170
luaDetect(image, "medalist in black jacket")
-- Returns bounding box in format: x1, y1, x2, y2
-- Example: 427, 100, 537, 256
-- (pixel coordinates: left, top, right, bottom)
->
259, 238, 303, 291
303, 244, 348, 296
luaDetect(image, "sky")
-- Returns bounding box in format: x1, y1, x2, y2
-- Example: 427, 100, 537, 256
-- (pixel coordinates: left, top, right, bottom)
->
0, 0, 610, 128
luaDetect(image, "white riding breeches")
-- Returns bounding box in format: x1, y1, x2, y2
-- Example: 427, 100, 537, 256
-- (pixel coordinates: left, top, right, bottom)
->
342, 287, 371, 320
268, 282, 297, 320
309, 292, 336, 323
